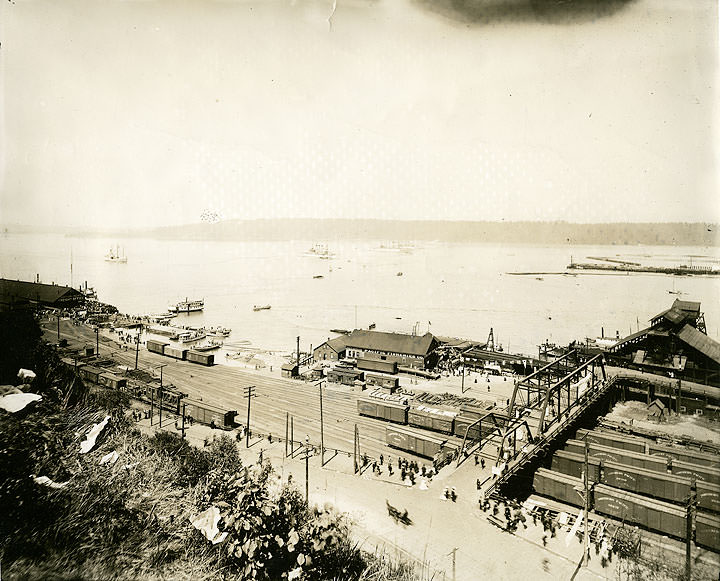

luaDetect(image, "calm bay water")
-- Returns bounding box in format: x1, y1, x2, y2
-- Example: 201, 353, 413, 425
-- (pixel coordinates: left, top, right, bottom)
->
2, 233, 718, 357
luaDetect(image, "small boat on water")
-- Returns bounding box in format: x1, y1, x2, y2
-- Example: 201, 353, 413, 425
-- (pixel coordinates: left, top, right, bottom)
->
206, 326, 231, 337
177, 330, 206, 343
304, 243, 334, 259
105, 245, 127, 263
193, 339, 223, 351
169, 298, 204, 313
253, 305, 271, 312
313, 275, 324, 279
396, 272, 403, 277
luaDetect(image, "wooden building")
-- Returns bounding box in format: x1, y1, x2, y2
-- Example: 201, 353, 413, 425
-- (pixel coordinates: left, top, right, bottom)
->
0, 278, 84, 311
609, 300, 720, 387
342, 330, 439, 370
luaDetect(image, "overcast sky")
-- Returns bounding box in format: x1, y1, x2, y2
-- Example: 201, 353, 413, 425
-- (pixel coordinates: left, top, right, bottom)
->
1, 0, 717, 229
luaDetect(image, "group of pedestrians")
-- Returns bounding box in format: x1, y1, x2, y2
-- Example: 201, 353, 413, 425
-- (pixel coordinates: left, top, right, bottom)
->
361, 453, 435, 486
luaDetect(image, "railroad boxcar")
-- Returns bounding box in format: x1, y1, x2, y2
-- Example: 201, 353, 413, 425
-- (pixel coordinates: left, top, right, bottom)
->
408, 405, 456, 435
98, 372, 127, 390
357, 358, 398, 375
79, 365, 105, 384
164, 346, 188, 360
575, 428, 648, 454
550, 450, 602, 483
695, 512, 720, 552
146, 339, 168, 355
647, 442, 720, 469
602, 460, 691, 504
696, 481, 720, 513
565, 440, 670, 474
532, 468, 583, 508
183, 398, 237, 429
593, 484, 687, 540
187, 351, 214, 366
453, 414, 500, 441
459, 402, 496, 419
357, 397, 408, 424
385, 425, 456, 460
364, 373, 399, 391
670, 459, 720, 487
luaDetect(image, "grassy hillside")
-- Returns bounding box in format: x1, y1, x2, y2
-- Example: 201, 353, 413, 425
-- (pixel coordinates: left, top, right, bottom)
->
0, 312, 419, 581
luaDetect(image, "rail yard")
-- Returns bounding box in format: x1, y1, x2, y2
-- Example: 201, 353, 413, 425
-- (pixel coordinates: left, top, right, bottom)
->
40, 309, 720, 580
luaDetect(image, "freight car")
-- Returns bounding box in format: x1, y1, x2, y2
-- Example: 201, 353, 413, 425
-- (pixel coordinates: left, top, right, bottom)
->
164, 346, 188, 361
534, 469, 720, 551
98, 372, 127, 390
565, 440, 669, 473
576, 428, 648, 454
357, 358, 398, 375
187, 350, 214, 366
452, 413, 501, 441
593, 484, 687, 541
183, 398, 237, 430
79, 365, 105, 385
385, 425, 457, 462
647, 442, 720, 469
146, 339, 169, 355
696, 512, 720, 552
532, 468, 583, 508
357, 397, 409, 424
408, 405, 456, 435
551, 450, 720, 512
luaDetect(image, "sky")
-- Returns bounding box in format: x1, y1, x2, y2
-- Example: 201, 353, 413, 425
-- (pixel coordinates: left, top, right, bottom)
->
0, 0, 717, 229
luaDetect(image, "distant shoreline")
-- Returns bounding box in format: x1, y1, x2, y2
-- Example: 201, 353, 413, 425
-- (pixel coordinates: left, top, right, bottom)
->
2, 219, 718, 247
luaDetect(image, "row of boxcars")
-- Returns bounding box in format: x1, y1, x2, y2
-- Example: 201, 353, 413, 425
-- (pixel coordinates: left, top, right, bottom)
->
357, 396, 500, 440
551, 449, 720, 512
564, 440, 720, 486
64, 358, 237, 429
533, 468, 720, 552
576, 428, 720, 469
146, 339, 214, 366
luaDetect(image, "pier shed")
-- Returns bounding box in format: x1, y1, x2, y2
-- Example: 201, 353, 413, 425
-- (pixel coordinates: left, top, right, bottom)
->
313, 336, 348, 363
343, 330, 439, 370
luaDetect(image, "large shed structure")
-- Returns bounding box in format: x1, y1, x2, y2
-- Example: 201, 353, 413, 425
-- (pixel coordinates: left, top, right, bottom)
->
609, 299, 720, 386
0, 278, 84, 312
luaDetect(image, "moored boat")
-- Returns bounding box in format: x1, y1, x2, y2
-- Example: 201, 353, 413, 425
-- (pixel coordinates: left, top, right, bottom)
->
177, 330, 206, 343
169, 298, 204, 313
253, 305, 271, 312
193, 339, 223, 351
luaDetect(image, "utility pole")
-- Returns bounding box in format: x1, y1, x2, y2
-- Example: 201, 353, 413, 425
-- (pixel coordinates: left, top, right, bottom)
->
285, 412, 289, 458
686, 478, 696, 580
583, 436, 590, 567
57, 314, 60, 342
319, 382, 325, 466
95, 326, 99, 356
461, 358, 466, 393
135, 324, 142, 370
181, 403, 187, 439
305, 435, 310, 503
353, 424, 358, 474
158, 384, 163, 428
677, 378, 682, 415
290, 416, 294, 458
296, 336, 301, 367
244, 386, 256, 448
150, 388, 154, 426
448, 547, 457, 581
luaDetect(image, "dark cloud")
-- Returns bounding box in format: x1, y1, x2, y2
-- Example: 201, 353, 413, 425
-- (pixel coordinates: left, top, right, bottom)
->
411, 0, 637, 26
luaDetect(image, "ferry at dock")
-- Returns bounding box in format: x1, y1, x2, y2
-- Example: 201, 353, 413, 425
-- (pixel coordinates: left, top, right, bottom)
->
169, 298, 204, 313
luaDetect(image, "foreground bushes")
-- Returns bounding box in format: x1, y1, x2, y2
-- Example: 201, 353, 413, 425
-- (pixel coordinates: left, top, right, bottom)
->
0, 314, 420, 580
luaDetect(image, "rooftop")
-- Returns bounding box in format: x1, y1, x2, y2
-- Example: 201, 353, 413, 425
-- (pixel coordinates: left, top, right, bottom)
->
344, 330, 436, 357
